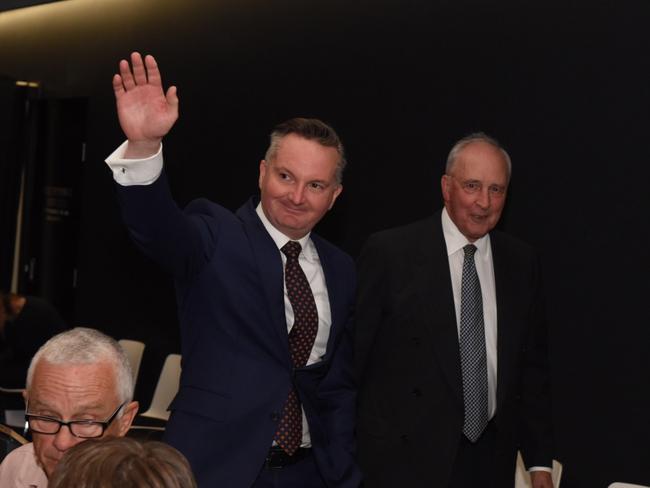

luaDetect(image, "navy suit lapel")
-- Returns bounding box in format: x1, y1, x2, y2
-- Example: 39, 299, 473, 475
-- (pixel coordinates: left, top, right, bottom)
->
491, 233, 517, 412
414, 214, 464, 410
236, 198, 291, 365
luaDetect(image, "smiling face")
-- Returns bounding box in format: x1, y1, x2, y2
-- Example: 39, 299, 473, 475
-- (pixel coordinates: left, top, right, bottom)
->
441, 140, 509, 242
259, 133, 342, 239
25, 360, 138, 478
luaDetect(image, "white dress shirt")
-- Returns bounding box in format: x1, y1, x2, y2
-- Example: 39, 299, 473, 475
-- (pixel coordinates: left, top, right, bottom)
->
441, 207, 498, 420
105, 140, 163, 185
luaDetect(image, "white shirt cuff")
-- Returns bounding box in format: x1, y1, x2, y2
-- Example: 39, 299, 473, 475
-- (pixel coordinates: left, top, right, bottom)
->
529, 466, 552, 473
105, 140, 163, 186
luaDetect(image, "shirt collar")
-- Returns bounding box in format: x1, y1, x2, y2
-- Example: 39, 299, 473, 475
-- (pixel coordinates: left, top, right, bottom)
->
255, 203, 314, 258
441, 207, 491, 256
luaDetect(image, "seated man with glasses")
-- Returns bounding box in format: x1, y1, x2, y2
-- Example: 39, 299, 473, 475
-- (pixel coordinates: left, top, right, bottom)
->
0, 327, 139, 487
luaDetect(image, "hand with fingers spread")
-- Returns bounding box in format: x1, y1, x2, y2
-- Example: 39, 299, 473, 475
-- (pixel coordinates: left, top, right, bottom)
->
112, 52, 179, 159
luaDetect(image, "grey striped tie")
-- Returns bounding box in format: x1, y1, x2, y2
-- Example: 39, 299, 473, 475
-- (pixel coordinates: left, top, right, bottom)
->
459, 244, 489, 442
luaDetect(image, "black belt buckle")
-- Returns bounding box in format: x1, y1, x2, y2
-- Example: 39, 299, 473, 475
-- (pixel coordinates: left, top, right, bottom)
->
265, 447, 309, 469
265, 447, 287, 469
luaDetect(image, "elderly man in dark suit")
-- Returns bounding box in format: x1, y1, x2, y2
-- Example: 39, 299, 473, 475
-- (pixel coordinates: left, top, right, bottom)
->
355, 133, 554, 488
105, 53, 360, 488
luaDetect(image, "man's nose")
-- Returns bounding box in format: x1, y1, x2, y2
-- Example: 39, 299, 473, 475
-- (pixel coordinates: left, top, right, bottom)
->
289, 185, 306, 205
52, 424, 82, 452
475, 188, 491, 209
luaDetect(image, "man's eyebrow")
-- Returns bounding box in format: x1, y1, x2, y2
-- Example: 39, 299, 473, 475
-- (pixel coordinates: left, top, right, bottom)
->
310, 178, 329, 185
28, 400, 106, 416
272, 164, 292, 174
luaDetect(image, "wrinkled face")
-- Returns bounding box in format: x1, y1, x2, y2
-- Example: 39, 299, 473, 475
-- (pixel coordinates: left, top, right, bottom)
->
441, 141, 509, 242
259, 133, 342, 239
24, 360, 138, 478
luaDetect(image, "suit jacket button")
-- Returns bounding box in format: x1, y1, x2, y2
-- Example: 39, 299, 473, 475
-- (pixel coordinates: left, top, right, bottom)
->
271, 412, 280, 422
412, 388, 422, 397
400, 434, 409, 444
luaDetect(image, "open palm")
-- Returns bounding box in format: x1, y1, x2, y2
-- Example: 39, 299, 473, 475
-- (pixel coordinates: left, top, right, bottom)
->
113, 52, 178, 145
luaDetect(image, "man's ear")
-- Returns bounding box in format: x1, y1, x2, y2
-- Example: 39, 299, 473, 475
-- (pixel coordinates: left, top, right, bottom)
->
441, 174, 451, 202
259, 160, 267, 189
328, 184, 343, 210
116, 401, 139, 436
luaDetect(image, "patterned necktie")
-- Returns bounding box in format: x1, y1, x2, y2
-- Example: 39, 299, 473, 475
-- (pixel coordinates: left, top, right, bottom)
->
274, 240, 319, 455
459, 244, 489, 442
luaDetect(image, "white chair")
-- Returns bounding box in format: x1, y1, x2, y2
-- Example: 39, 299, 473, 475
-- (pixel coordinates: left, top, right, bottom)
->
3, 410, 26, 429
515, 451, 563, 487
118, 339, 146, 389
139, 354, 181, 421
0, 387, 23, 394
608, 484, 650, 488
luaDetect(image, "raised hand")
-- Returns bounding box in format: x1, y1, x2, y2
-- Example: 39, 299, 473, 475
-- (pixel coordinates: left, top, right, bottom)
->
112, 52, 179, 158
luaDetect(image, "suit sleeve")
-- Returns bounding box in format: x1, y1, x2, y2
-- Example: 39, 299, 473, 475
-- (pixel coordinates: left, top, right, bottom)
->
354, 234, 389, 382
313, 256, 363, 487
519, 255, 555, 469
115, 168, 222, 282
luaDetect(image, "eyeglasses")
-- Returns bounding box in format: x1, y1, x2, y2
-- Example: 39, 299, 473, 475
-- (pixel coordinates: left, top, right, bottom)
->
449, 175, 506, 197
25, 402, 126, 439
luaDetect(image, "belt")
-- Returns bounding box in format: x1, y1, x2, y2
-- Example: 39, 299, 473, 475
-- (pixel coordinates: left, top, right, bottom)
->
264, 446, 311, 469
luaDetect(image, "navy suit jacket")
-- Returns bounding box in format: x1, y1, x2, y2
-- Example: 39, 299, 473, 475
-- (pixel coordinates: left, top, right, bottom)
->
355, 211, 553, 487
117, 172, 360, 488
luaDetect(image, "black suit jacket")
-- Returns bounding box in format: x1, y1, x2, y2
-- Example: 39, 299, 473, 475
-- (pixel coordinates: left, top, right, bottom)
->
117, 172, 361, 488
355, 211, 552, 487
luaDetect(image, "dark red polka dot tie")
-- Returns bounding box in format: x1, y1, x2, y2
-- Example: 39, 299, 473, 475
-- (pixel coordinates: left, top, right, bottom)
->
274, 240, 318, 455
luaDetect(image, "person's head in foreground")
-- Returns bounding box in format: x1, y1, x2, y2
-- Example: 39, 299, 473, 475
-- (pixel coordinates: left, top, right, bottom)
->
24, 327, 139, 477
48, 437, 197, 488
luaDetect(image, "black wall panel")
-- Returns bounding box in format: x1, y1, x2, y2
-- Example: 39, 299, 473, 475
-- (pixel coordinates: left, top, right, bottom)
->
0, 1, 648, 485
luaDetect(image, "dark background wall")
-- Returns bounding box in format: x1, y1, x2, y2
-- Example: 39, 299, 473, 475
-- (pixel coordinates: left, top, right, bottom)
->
1, 0, 649, 486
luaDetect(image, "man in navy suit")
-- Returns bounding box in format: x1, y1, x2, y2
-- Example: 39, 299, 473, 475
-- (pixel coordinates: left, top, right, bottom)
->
355, 134, 554, 487
105, 52, 360, 488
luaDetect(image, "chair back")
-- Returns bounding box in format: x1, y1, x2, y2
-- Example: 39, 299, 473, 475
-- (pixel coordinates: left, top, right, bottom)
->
140, 354, 181, 421
118, 339, 146, 389
0, 423, 28, 462
0, 387, 24, 394
608, 484, 650, 488
514, 451, 563, 487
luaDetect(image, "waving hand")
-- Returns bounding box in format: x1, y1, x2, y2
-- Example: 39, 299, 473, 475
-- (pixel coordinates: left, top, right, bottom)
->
112, 52, 179, 158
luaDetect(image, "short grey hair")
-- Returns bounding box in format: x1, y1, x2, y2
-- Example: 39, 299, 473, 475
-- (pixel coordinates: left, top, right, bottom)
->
26, 327, 134, 404
445, 132, 512, 180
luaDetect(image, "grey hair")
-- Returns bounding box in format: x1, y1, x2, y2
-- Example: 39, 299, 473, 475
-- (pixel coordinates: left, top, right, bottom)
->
445, 132, 512, 180
26, 327, 134, 404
